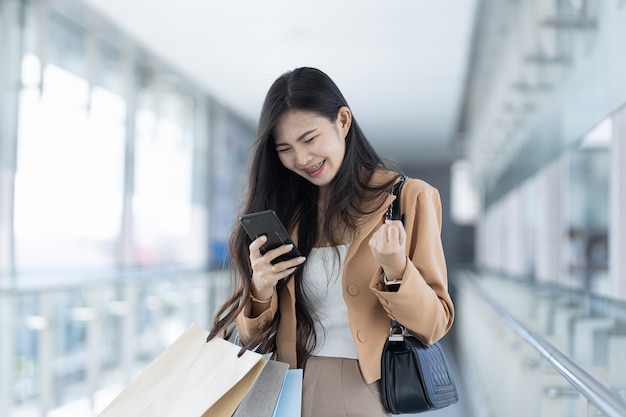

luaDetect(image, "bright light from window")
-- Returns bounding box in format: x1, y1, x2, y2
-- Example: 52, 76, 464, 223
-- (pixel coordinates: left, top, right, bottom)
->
451, 159, 478, 225
133, 93, 193, 265
580, 117, 612, 149
14, 57, 125, 271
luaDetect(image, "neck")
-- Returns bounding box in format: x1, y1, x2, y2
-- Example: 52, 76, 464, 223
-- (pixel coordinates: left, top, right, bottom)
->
317, 186, 329, 246
318, 185, 330, 205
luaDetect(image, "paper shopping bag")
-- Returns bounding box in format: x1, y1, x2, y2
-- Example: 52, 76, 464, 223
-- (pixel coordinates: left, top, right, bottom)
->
232, 360, 289, 417
273, 369, 303, 417
98, 323, 267, 417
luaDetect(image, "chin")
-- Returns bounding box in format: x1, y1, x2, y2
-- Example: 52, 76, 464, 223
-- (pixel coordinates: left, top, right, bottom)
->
302, 175, 329, 187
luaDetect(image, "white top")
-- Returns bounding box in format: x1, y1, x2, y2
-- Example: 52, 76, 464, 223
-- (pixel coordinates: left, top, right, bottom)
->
303, 244, 358, 359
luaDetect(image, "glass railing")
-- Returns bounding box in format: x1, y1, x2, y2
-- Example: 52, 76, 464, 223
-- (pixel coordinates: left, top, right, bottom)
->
0, 268, 231, 417
455, 269, 626, 417
5, 267, 625, 417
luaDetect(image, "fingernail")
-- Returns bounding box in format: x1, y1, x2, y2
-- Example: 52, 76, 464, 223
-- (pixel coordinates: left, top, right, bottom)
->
285, 244, 294, 250
299, 257, 306, 262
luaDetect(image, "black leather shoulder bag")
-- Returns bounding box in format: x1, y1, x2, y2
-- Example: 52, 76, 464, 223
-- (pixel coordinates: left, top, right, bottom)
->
380, 175, 459, 414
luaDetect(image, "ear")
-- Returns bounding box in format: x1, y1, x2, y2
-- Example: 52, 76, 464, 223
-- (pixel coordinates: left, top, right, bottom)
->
336, 106, 352, 138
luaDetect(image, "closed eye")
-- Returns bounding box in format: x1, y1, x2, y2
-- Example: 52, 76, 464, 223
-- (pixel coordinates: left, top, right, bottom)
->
276, 147, 291, 153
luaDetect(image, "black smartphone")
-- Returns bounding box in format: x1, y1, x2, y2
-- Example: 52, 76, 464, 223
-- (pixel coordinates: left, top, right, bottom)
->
239, 210, 302, 264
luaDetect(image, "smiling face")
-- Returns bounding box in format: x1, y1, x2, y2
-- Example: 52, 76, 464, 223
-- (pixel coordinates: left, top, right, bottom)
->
273, 107, 351, 189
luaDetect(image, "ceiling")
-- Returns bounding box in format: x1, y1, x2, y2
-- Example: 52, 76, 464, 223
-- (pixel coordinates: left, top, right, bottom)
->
80, 0, 479, 167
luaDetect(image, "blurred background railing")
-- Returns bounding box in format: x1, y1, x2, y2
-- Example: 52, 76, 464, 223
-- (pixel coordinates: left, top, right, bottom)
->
454, 269, 626, 417
5, 268, 626, 417
1, 269, 230, 417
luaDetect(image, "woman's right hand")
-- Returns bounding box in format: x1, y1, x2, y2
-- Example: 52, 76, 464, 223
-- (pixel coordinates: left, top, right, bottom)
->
250, 235, 305, 299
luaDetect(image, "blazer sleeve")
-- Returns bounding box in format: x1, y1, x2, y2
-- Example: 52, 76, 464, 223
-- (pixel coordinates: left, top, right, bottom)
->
235, 292, 279, 345
368, 182, 454, 344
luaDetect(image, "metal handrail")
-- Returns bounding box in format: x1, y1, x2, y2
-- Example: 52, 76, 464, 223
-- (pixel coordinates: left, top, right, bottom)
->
472, 266, 626, 322
0, 266, 215, 294
457, 270, 626, 417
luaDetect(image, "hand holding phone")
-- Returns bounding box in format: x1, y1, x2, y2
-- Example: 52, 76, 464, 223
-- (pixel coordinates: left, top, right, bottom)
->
239, 210, 303, 264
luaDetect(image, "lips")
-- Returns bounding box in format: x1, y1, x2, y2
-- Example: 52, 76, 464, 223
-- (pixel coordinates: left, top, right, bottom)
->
304, 160, 325, 176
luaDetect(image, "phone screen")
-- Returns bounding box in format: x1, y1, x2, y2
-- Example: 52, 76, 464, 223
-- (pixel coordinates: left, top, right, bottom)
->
239, 210, 302, 264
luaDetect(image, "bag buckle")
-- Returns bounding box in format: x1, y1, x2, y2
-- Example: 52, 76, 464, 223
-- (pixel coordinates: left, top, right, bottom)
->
388, 322, 408, 341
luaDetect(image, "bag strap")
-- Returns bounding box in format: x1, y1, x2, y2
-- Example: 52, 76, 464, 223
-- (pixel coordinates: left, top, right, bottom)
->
386, 175, 409, 336
386, 175, 408, 224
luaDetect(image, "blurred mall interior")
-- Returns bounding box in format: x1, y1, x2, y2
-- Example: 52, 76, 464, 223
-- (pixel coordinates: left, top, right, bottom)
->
1, 0, 626, 416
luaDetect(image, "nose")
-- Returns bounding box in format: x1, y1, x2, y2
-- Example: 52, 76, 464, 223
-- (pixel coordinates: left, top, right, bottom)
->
293, 147, 312, 167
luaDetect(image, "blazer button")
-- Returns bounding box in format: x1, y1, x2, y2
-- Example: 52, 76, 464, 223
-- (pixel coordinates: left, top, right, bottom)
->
347, 284, 359, 296
356, 330, 367, 343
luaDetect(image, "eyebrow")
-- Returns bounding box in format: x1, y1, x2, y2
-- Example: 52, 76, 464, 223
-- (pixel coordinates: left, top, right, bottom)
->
274, 128, 318, 147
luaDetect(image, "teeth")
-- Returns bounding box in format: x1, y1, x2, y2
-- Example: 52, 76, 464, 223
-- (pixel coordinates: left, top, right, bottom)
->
305, 161, 323, 173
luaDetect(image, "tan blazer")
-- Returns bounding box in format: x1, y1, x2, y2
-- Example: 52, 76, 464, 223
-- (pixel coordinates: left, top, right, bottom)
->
236, 171, 454, 384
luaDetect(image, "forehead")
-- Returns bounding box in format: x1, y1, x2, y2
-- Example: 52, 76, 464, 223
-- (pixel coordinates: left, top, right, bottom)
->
274, 110, 329, 141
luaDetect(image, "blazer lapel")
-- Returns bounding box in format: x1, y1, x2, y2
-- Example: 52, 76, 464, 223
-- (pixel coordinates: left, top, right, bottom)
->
345, 178, 398, 266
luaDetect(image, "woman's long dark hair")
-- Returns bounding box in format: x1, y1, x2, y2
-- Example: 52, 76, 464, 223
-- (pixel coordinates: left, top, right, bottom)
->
208, 67, 400, 367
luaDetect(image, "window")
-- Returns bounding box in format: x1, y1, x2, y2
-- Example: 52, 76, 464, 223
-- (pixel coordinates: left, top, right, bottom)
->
133, 81, 194, 266
14, 13, 126, 273
561, 118, 612, 295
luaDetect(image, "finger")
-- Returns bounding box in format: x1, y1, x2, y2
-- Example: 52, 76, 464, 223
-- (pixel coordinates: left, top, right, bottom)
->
386, 220, 406, 241
369, 225, 388, 248
398, 226, 406, 246
273, 265, 302, 280
250, 237, 270, 272
262, 243, 296, 264
388, 220, 407, 246
249, 235, 268, 257
385, 219, 406, 230
375, 223, 389, 239
272, 255, 306, 273
259, 260, 303, 286
386, 222, 400, 243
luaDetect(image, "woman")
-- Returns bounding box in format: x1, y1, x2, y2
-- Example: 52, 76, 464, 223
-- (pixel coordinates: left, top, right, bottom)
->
209, 67, 454, 417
